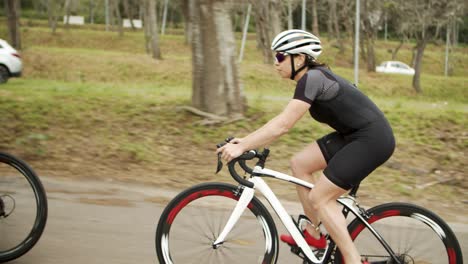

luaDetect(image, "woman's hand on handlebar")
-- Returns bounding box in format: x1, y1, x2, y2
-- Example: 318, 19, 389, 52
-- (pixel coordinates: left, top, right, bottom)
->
229, 137, 243, 144
216, 138, 245, 163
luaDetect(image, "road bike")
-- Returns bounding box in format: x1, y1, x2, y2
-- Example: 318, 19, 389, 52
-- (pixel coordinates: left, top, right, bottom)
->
0, 152, 48, 263
155, 140, 463, 264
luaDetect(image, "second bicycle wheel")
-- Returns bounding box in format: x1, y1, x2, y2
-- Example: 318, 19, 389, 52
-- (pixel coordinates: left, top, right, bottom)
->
155, 182, 279, 264
335, 202, 463, 264
0, 152, 48, 263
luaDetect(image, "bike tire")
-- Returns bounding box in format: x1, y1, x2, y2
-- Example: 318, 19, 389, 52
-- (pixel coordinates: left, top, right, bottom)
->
155, 182, 279, 264
0, 152, 48, 263
334, 202, 463, 264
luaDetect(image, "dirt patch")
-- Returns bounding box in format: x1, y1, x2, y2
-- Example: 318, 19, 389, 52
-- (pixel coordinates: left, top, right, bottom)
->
144, 196, 172, 205
77, 197, 135, 207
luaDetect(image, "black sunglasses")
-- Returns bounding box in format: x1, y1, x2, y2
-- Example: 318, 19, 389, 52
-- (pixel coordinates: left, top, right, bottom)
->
275, 52, 289, 63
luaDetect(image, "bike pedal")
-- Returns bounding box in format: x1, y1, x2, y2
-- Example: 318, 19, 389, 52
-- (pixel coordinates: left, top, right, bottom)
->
289, 245, 302, 256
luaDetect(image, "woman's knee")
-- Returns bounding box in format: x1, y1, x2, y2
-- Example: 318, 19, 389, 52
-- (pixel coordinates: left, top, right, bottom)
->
290, 154, 306, 175
308, 189, 328, 212
308, 175, 348, 211
290, 143, 326, 177
291, 155, 318, 178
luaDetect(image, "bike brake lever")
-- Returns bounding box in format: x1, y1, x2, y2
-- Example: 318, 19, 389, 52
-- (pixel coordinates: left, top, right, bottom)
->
216, 153, 223, 174
215, 137, 234, 174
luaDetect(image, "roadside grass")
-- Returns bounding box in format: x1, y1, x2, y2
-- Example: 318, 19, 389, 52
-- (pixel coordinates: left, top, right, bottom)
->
0, 24, 466, 220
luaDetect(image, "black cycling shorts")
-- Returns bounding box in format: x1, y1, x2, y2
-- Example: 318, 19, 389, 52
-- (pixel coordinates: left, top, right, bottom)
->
316, 119, 395, 190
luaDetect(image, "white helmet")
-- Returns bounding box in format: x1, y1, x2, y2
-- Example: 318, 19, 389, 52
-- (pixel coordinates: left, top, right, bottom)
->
271, 29, 322, 59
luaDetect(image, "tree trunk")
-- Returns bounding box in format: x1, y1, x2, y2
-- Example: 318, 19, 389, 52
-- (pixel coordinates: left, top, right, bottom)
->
4, 0, 21, 49
143, 0, 150, 53
328, 0, 344, 54
251, 0, 282, 64
123, 0, 135, 29
113, 0, 124, 36
109, 0, 115, 28
147, 0, 161, 59
89, 0, 95, 24
64, 0, 71, 30
361, 0, 376, 72
138, 0, 143, 21
47, 0, 59, 34
311, 0, 319, 35
40, 0, 48, 14
191, 0, 245, 117
411, 46, 417, 68
181, 0, 192, 45
270, 0, 281, 37
365, 36, 375, 72
359, 29, 366, 62
327, 5, 333, 40
392, 39, 404, 60
340, 0, 353, 40
412, 40, 426, 93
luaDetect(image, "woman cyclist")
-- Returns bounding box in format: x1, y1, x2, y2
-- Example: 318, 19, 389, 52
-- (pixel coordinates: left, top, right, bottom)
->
216, 29, 395, 264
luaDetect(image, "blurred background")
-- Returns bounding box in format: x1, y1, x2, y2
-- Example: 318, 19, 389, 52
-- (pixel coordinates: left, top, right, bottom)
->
0, 0, 466, 222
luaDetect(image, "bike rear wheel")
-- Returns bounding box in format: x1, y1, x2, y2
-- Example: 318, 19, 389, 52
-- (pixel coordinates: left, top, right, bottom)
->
155, 182, 279, 264
0, 152, 48, 263
335, 202, 463, 264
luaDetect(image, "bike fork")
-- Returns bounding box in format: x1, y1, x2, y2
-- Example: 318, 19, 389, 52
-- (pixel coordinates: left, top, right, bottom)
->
212, 185, 255, 247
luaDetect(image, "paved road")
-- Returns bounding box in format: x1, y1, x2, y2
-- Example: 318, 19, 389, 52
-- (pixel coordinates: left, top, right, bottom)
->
5, 177, 467, 264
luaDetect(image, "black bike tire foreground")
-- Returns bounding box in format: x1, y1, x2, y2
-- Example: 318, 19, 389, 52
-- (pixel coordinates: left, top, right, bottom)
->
155, 182, 279, 264
0, 152, 48, 263
335, 202, 463, 264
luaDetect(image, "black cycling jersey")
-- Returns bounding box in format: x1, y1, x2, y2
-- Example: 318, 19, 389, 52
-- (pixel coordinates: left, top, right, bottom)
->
293, 67, 395, 190
294, 67, 386, 135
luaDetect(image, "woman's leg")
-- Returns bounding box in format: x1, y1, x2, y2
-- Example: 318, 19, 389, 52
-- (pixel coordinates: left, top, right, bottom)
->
290, 142, 327, 237
308, 175, 362, 264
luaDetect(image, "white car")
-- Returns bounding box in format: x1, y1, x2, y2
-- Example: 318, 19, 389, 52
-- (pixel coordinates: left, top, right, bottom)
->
0, 39, 22, 83
376, 61, 415, 76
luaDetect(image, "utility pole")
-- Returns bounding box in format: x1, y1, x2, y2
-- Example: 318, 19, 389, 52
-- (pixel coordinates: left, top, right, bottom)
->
161, 0, 169, 35
384, 13, 387, 42
444, 17, 451, 77
239, 4, 251, 62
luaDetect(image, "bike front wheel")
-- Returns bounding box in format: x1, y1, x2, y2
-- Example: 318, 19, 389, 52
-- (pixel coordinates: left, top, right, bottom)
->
0, 152, 48, 263
335, 202, 463, 264
155, 182, 279, 264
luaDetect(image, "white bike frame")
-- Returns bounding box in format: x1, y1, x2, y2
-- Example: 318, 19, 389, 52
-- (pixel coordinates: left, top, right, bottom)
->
213, 165, 392, 263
